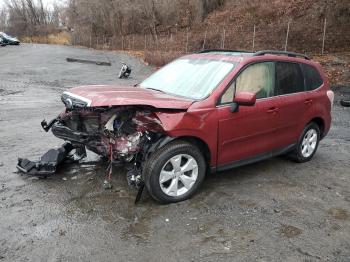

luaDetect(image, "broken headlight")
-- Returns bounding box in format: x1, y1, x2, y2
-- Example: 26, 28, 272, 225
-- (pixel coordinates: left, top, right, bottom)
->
61, 92, 90, 109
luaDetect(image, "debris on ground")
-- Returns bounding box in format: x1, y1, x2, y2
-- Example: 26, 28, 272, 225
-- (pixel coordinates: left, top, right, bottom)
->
328, 208, 349, 220
66, 57, 111, 66
17, 143, 74, 177
16, 142, 86, 177
279, 225, 303, 238
118, 62, 132, 78
103, 179, 113, 189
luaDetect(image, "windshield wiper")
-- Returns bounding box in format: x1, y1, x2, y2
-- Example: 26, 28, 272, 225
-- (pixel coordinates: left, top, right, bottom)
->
145, 87, 166, 93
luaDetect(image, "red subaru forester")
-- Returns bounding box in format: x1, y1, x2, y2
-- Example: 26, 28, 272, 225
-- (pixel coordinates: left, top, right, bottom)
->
49, 50, 334, 203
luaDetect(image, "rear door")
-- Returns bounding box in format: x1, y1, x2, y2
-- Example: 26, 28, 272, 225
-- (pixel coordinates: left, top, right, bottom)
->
274, 62, 307, 145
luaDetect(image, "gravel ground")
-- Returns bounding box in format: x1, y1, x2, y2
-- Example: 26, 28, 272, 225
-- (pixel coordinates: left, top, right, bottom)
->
0, 44, 349, 262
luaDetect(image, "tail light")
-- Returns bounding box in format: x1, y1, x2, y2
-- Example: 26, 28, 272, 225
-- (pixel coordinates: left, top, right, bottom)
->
327, 90, 334, 108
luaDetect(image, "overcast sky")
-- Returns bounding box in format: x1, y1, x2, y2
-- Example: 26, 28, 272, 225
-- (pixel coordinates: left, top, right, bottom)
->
0, 0, 66, 9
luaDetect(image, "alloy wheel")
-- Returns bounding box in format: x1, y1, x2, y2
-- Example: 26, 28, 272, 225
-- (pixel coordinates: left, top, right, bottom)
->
159, 154, 198, 197
301, 129, 318, 158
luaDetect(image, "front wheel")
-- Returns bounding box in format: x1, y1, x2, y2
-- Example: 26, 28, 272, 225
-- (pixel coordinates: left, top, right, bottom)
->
143, 141, 206, 203
289, 122, 320, 163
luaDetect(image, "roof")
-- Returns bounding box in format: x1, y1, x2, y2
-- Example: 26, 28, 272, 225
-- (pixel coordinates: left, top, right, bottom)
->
185, 49, 311, 63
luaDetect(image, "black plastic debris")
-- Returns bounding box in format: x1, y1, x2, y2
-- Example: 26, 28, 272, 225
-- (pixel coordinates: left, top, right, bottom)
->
126, 166, 143, 188
126, 165, 145, 203
16, 143, 75, 177
118, 63, 131, 79
340, 99, 350, 107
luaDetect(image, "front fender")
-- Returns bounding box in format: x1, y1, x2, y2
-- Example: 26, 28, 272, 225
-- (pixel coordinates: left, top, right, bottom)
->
155, 109, 218, 166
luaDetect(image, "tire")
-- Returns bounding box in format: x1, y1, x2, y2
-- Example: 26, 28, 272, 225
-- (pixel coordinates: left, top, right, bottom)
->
340, 99, 350, 107
143, 140, 206, 203
289, 122, 320, 163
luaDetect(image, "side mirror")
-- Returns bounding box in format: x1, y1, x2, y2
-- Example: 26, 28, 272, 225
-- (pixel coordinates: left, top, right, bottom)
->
234, 92, 256, 106
230, 92, 256, 112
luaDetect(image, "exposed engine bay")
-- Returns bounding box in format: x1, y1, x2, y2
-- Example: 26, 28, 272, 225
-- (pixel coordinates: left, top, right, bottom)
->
50, 104, 170, 193
51, 106, 164, 163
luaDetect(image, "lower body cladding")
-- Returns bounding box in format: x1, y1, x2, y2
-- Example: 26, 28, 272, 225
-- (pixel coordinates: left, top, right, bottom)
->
49, 106, 168, 194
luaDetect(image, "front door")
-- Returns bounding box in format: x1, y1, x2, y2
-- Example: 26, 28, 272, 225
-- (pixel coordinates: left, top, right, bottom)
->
217, 61, 281, 166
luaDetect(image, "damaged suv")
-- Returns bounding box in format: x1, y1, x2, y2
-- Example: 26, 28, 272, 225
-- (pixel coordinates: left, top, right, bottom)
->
44, 50, 333, 203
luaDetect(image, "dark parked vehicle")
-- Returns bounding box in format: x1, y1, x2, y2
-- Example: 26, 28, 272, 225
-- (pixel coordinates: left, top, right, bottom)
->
0, 32, 20, 45
0, 36, 6, 46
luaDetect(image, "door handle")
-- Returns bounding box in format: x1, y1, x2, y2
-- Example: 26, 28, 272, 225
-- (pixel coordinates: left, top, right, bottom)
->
304, 99, 313, 105
267, 107, 279, 114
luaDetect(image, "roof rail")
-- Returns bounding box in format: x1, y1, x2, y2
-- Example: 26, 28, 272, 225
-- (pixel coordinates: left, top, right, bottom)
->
253, 50, 310, 60
198, 49, 252, 54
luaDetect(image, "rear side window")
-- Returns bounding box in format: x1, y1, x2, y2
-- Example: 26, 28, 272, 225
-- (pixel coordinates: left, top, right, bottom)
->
275, 62, 304, 95
301, 64, 323, 90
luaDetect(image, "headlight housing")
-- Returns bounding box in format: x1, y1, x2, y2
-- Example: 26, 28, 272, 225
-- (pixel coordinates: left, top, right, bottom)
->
61, 92, 91, 109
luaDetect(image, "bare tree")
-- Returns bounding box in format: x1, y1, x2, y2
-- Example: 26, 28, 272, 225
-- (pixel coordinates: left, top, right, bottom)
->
5, 0, 62, 37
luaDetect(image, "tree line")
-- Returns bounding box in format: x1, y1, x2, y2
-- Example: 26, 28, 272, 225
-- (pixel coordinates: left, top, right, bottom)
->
0, 0, 224, 38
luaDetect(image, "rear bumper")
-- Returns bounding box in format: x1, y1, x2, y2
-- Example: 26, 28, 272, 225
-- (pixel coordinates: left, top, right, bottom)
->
321, 112, 332, 139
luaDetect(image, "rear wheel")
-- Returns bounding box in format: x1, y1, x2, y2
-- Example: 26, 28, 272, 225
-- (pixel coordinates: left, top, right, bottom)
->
143, 141, 206, 203
290, 122, 320, 163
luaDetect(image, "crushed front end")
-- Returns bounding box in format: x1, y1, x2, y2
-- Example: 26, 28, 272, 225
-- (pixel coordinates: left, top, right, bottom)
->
52, 92, 166, 162
40, 91, 173, 194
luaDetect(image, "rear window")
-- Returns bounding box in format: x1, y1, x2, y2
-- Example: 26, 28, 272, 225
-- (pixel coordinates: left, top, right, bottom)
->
275, 62, 304, 95
301, 64, 323, 90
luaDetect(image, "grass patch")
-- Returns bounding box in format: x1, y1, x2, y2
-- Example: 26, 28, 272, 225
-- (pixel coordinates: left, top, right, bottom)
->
22, 31, 71, 45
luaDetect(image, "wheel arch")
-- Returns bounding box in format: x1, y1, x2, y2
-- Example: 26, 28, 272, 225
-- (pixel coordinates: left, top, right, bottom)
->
146, 135, 211, 165
176, 136, 211, 165
308, 117, 325, 138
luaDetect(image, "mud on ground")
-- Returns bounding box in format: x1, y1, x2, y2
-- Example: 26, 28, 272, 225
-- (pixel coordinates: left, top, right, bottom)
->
0, 44, 349, 262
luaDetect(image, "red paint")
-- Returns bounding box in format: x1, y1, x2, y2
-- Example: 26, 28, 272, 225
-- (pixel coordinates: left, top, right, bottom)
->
68, 85, 193, 109
64, 53, 332, 169
234, 92, 256, 106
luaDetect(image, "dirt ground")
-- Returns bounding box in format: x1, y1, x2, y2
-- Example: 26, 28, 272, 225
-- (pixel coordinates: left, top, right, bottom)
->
0, 44, 349, 262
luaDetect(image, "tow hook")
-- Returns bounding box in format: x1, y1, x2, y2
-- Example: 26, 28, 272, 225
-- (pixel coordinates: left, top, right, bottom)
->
41, 116, 59, 132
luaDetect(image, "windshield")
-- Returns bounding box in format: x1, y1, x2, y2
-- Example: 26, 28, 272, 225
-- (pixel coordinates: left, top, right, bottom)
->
140, 58, 237, 100
1, 33, 13, 38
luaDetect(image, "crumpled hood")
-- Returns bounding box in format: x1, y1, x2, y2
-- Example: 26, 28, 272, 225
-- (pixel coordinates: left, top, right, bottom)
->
64, 85, 194, 109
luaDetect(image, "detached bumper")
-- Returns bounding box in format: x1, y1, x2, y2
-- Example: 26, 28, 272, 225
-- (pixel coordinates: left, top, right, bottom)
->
16, 143, 74, 177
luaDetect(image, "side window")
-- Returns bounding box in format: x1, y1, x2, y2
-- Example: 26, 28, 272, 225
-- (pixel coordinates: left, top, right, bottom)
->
275, 62, 304, 95
220, 82, 234, 104
220, 62, 275, 104
301, 63, 323, 90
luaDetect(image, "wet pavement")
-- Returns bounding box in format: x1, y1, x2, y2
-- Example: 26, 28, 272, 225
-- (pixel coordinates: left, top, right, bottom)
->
0, 44, 349, 261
